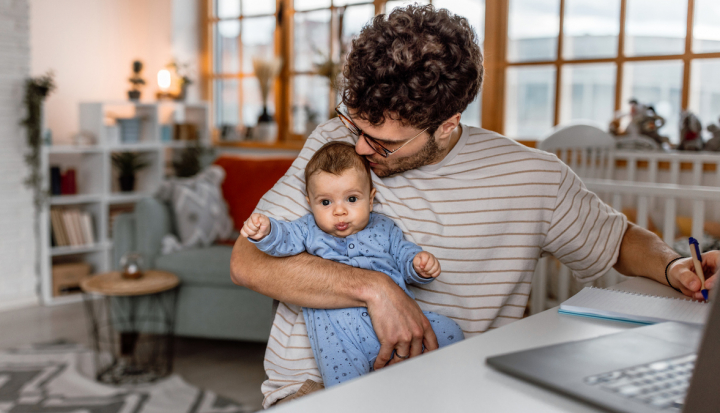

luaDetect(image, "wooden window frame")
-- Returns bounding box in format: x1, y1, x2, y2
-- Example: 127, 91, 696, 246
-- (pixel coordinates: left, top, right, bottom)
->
482, 0, 720, 138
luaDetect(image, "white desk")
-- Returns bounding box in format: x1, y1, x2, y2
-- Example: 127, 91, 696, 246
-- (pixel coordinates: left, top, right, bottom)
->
270, 278, 687, 412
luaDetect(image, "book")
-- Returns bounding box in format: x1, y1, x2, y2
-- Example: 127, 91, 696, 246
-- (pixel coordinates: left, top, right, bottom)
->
70, 209, 86, 245
559, 286, 709, 325
81, 211, 95, 244
50, 208, 68, 247
50, 166, 62, 195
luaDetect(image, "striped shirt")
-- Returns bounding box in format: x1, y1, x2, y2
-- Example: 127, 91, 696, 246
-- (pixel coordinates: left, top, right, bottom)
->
256, 118, 628, 408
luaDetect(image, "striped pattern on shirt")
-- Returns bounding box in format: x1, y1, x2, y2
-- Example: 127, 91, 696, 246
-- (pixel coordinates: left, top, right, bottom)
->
257, 118, 628, 407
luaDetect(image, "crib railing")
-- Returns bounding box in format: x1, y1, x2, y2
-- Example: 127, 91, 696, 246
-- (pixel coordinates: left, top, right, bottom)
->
530, 179, 720, 314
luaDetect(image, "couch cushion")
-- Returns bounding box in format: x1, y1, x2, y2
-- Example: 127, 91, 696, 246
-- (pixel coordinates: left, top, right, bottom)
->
154, 244, 236, 287
214, 155, 296, 231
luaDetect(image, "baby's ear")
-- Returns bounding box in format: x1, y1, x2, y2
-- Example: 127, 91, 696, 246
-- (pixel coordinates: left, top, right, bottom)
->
305, 196, 310, 206
370, 188, 376, 206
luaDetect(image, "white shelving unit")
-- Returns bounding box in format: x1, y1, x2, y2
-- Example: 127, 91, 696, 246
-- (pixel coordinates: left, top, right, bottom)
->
39, 101, 209, 305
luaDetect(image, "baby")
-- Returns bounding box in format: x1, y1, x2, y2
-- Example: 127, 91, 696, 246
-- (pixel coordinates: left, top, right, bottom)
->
241, 141, 463, 387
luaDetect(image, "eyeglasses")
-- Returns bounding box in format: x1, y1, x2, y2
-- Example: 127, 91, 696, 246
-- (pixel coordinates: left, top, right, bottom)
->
335, 103, 428, 158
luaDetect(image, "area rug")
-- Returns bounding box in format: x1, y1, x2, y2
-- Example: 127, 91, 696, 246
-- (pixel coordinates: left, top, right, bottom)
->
0, 341, 249, 413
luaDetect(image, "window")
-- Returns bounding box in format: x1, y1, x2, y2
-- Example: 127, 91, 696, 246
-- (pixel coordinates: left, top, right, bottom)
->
210, 0, 278, 138
207, 0, 486, 146
488, 0, 720, 142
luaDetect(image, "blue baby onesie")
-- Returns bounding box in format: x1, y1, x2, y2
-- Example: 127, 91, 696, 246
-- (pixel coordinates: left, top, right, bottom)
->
251, 213, 464, 387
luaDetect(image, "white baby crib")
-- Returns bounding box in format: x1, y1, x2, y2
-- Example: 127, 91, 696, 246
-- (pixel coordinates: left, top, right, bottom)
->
530, 122, 720, 314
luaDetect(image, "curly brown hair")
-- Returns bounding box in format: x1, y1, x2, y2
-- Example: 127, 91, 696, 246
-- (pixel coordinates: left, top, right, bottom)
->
341, 4, 483, 134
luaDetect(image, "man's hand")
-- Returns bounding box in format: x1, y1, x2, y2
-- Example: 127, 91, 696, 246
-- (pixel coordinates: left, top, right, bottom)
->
366, 277, 438, 370
667, 250, 718, 301
413, 251, 441, 279
240, 213, 271, 240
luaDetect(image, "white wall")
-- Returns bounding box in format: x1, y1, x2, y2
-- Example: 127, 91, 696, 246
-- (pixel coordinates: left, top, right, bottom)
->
30, 0, 176, 144
0, 0, 40, 309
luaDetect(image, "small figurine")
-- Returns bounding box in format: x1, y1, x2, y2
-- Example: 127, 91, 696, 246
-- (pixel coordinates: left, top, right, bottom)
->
609, 98, 669, 150
678, 111, 704, 151
705, 118, 720, 151
127, 60, 145, 101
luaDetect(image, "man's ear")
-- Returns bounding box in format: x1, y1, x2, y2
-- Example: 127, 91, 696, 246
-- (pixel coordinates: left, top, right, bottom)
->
436, 113, 461, 142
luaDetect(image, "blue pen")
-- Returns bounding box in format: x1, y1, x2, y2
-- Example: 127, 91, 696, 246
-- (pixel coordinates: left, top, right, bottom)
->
688, 237, 709, 301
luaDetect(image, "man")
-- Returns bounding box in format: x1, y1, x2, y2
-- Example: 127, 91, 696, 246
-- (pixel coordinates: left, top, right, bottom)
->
230, 5, 717, 408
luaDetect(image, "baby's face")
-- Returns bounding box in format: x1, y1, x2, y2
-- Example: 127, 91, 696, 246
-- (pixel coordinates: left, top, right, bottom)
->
305, 168, 376, 238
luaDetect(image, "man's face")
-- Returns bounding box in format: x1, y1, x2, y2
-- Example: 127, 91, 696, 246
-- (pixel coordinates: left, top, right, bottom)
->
305, 168, 376, 238
351, 116, 442, 177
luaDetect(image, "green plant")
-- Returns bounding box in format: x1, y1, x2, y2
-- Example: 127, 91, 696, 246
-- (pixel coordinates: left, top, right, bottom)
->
20, 72, 55, 291
21, 72, 55, 207
172, 143, 203, 178
111, 152, 150, 177
128, 60, 145, 91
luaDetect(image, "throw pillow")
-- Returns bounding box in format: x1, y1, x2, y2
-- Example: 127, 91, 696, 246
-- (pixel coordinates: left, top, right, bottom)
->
156, 165, 234, 249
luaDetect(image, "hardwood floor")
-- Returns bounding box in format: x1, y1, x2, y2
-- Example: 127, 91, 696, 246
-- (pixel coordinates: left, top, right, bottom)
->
0, 301, 267, 411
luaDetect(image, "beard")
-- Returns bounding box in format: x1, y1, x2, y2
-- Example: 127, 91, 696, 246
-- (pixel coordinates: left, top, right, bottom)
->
367, 135, 442, 177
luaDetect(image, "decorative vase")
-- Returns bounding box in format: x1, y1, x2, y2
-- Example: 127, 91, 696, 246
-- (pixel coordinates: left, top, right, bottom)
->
175, 82, 188, 102
255, 106, 277, 143
119, 174, 136, 192
128, 90, 141, 101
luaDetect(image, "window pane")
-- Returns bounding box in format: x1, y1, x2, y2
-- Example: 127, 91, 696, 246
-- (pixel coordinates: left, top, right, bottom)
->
624, 0, 687, 57
462, 96, 481, 128
559, 63, 616, 126
216, 0, 240, 18
293, 75, 329, 135
242, 0, 275, 16
214, 21, 240, 74
386, 0, 430, 14
242, 17, 276, 74
295, 0, 331, 12
693, 0, 720, 53
294, 10, 331, 72
214, 79, 240, 127
504, 66, 556, 138
688, 59, 720, 140
622, 60, 683, 143
563, 0, 620, 59
341, 4, 375, 55
433, 0, 484, 44
243, 77, 275, 127
508, 0, 559, 62
334, 0, 371, 6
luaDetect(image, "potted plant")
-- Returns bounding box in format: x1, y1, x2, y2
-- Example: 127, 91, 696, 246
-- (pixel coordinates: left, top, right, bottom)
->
168, 60, 193, 102
128, 60, 145, 101
111, 152, 150, 192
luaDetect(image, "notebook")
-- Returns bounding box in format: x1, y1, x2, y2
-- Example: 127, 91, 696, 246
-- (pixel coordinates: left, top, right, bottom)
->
558, 286, 709, 325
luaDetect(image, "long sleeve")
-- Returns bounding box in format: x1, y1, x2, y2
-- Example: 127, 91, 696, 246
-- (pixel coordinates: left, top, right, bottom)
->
250, 216, 311, 257
387, 221, 430, 285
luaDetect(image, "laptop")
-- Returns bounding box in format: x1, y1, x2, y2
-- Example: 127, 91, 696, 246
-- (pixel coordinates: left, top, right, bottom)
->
486, 286, 719, 413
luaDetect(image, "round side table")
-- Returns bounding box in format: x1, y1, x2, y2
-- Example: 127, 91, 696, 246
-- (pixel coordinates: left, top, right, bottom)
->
80, 270, 180, 385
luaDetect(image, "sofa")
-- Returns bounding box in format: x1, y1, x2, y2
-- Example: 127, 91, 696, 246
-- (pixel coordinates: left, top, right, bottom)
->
112, 155, 296, 342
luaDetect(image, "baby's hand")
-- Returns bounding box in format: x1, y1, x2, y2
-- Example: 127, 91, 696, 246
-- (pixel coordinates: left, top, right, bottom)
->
413, 251, 441, 279
241, 213, 271, 240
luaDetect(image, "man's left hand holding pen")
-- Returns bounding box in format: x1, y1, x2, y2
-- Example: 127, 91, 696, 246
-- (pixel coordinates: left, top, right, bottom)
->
667, 250, 718, 301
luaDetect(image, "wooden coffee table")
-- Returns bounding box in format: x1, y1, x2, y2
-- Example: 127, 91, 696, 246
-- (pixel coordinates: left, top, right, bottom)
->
81, 270, 180, 384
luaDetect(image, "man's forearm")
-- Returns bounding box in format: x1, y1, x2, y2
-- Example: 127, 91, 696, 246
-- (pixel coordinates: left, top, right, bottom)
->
613, 223, 680, 284
231, 237, 387, 309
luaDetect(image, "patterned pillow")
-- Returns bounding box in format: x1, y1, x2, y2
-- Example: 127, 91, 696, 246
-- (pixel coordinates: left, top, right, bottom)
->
156, 166, 234, 249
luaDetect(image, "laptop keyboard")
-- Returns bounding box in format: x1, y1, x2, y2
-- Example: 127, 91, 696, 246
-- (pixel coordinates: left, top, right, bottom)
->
584, 354, 696, 410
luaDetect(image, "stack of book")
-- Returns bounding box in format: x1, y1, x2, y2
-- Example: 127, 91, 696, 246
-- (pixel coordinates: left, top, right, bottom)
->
50, 207, 96, 247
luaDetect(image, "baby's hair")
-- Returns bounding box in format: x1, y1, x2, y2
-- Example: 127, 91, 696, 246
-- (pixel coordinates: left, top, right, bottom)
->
305, 141, 373, 192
